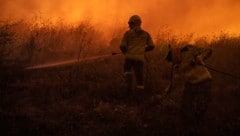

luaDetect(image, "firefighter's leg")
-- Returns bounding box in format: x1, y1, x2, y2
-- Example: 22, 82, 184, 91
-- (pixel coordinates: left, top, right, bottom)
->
124, 72, 133, 92
124, 59, 133, 92
181, 83, 195, 124
133, 60, 144, 91
194, 81, 212, 123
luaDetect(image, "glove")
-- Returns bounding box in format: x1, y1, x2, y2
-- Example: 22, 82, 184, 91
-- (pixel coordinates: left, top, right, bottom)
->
145, 46, 154, 52
195, 55, 204, 65
120, 46, 127, 54
191, 55, 204, 66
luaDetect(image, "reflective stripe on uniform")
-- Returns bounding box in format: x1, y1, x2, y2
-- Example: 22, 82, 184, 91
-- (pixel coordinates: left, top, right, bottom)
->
136, 85, 144, 90
124, 72, 132, 76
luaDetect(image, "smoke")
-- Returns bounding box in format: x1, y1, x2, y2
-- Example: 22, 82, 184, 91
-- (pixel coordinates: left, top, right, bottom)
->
1, 0, 240, 35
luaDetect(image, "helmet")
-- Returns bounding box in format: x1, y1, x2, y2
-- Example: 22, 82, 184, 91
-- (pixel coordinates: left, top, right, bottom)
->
128, 15, 142, 26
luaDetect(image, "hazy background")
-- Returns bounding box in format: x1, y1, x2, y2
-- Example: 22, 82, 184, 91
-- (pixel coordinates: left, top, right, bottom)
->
1, 0, 240, 36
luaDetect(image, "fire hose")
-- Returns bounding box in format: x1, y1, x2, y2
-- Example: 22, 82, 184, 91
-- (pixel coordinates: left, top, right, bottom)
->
203, 64, 240, 80
25, 52, 239, 79
164, 63, 240, 96
25, 52, 240, 79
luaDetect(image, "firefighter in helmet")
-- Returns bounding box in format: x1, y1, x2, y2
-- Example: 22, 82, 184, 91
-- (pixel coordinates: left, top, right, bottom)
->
160, 44, 213, 124
120, 15, 155, 92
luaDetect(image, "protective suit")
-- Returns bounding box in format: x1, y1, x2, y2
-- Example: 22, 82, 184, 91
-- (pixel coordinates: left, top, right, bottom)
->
173, 45, 212, 84
162, 44, 213, 124
120, 15, 154, 62
120, 15, 154, 92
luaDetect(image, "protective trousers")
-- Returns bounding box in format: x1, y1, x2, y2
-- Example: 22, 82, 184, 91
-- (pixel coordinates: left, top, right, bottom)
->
181, 80, 212, 124
124, 58, 144, 91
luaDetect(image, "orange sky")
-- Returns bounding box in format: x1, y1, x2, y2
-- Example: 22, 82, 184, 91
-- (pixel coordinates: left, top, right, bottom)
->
1, 0, 240, 35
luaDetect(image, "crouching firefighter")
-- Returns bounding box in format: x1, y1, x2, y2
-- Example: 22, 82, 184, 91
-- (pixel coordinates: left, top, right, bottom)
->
161, 44, 213, 124
120, 15, 155, 93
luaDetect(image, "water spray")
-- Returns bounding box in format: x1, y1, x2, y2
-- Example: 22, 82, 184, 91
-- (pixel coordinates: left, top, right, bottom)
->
25, 52, 122, 70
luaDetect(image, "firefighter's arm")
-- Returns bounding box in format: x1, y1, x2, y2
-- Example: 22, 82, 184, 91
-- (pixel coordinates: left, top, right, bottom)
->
198, 47, 212, 60
195, 47, 212, 65
119, 32, 128, 54
145, 33, 155, 52
195, 55, 204, 65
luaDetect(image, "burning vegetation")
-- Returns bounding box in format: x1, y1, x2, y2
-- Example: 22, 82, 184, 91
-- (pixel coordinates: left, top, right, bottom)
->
1, 0, 240, 135
0, 18, 239, 135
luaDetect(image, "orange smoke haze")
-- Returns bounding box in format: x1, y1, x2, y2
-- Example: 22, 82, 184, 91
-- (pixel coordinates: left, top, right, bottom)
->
1, 0, 240, 35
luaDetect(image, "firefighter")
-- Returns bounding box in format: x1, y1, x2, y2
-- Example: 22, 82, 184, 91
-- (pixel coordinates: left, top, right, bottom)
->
120, 15, 155, 92
161, 44, 213, 124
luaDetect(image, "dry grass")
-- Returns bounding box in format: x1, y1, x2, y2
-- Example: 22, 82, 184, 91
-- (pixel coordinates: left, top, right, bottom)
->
0, 20, 240, 136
